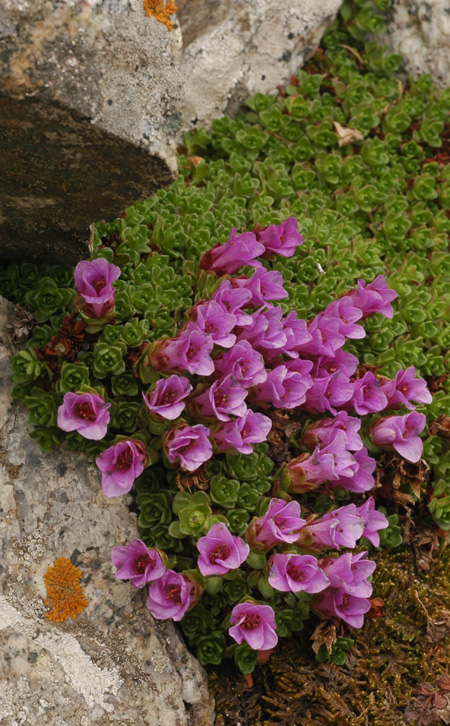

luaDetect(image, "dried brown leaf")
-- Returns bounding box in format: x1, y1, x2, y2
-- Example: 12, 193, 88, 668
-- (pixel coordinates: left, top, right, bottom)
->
311, 622, 337, 656
333, 121, 364, 146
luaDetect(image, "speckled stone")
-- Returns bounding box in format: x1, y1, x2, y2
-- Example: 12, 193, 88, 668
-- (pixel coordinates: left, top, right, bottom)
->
0, 0, 182, 264
380, 0, 450, 87
175, 0, 342, 132
0, 297, 214, 726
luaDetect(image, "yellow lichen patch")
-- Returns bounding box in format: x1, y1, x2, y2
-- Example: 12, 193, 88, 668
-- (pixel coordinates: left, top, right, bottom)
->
143, 0, 177, 31
44, 557, 88, 623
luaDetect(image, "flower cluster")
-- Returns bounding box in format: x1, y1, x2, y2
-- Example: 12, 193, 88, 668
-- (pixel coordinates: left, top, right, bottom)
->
44, 219, 432, 672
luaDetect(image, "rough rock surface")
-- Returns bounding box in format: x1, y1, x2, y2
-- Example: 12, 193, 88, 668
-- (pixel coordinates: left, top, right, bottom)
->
0, 0, 182, 265
379, 0, 450, 87
0, 297, 214, 726
176, 0, 341, 131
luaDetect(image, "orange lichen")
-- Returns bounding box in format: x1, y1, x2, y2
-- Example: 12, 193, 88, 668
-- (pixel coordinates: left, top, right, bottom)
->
143, 0, 177, 31
44, 557, 88, 622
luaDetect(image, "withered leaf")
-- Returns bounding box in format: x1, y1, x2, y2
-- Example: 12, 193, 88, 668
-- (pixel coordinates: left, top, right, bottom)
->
333, 121, 364, 146
311, 622, 337, 656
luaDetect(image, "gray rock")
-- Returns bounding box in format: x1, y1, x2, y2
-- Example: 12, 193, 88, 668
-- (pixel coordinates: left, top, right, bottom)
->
176, 0, 341, 132
0, 297, 214, 726
0, 0, 182, 265
379, 0, 450, 87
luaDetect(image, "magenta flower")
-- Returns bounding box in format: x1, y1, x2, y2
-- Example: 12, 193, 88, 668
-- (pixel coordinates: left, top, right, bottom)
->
371, 412, 426, 463
192, 375, 248, 422
211, 280, 253, 326
200, 228, 265, 275
303, 411, 363, 451
229, 602, 278, 650
190, 300, 237, 348
233, 266, 289, 306
286, 434, 357, 493
150, 328, 214, 376
74, 258, 121, 318
248, 498, 306, 550
321, 551, 375, 597
349, 274, 398, 319
111, 539, 166, 588
214, 340, 267, 387
303, 371, 354, 415
96, 439, 148, 497
146, 569, 196, 621
57, 392, 111, 440
314, 349, 359, 378
349, 371, 388, 415
256, 217, 304, 258
299, 317, 346, 357
330, 447, 376, 493
197, 523, 249, 576
297, 504, 365, 551
164, 423, 212, 471
212, 410, 272, 454
143, 375, 192, 420
356, 498, 389, 547
380, 366, 432, 410
314, 589, 372, 628
268, 554, 329, 594
250, 363, 312, 409
319, 297, 366, 339
237, 307, 287, 353
278, 311, 312, 358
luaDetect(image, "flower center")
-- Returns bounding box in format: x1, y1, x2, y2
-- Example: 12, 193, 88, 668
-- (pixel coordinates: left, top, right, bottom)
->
166, 585, 182, 604
241, 613, 261, 630
215, 391, 229, 408
116, 448, 133, 471
187, 346, 199, 360
135, 554, 153, 574
204, 322, 218, 335
160, 390, 176, 405
399, 384, 409, 393
286, 561, 305, 582
92, 277, 106, 295
209, 544, 230, 564
74, 401, 97, 421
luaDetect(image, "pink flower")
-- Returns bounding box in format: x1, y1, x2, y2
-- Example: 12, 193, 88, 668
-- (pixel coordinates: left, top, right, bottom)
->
247, 498, 306, 551
150, 328, 215, 376
320, 551, 375, 598
214, 340, 267, 388
192, 374, 248, 421
356, 498, 389, 547
233, 266, 289, 306
349, 274, 398, 319
211, 280, 253, 326
146, 570, 196, 621
380, 366, 432, 410
74, 258, 121, 318
303, 411, 363, 451
57, 392, 111, 440
297, 504, 365, 551
314, 589, 372, 628
371, 412, 426, 463
329, 447, 376, 493
256, 217, 304, 258
250, 362, 312, 409
164, 423, 213, 471
268, 554, 329, 594
302, 371, 354, 415
111, 539, 166, 588
229, 602, 278, 650
197, 523, 249, 576
96, 439, 148, 497
143, 375, 192, 420
318, 297, 365, 340
286, 433, 357, 493
349, 371, 388, 415
212, 410, 272, 454
237, 307, 287, 353
189, 300, 237, 348
200, 228, 265, 274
